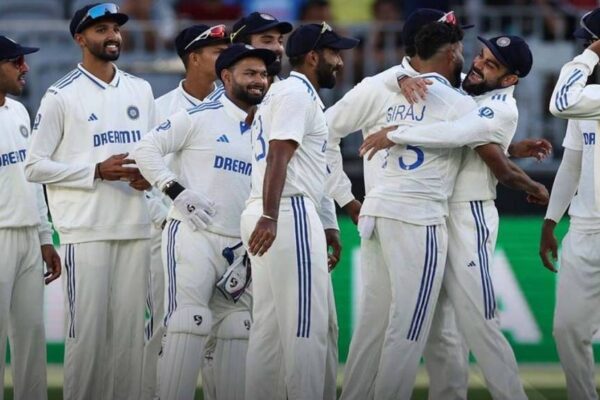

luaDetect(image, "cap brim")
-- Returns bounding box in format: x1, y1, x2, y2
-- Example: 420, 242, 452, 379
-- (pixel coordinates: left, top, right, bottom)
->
477, 36, 510, 69
230, 48, 278, 70
573, 27, 593, 40
15, 46, 39, 56
247, 21, 293, 35
185, 37, 230, 53
321, 36, 360, 50
77, 13, 129, 34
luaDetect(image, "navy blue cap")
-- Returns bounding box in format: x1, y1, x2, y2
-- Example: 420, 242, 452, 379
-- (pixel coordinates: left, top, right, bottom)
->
215, 43, 277, 79
574, 8, 600, 40
175, 24, 229, 58
0, 36, 38, 59
285, 23, 359, 58
231, 12, 293, 42
477, 35, 533, 78
402, 8, 474, 48
70, 3, 128, 37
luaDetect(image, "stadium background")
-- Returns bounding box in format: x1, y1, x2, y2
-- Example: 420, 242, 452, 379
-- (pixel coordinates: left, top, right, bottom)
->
4, 0, 600, 397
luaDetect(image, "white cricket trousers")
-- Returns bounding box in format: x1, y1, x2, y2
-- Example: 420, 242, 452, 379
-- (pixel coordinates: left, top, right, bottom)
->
142, 225, 165, 400
241, 196, 329, 400
61, 239, 149, 400
442, 201, 526, 400
553, 229, 600, 400
372, 217, 448, 400
340, 228, 468, 400
0, 227, 47, 400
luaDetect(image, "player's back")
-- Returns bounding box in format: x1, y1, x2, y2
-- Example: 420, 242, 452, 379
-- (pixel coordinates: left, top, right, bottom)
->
362, 74, 477, 226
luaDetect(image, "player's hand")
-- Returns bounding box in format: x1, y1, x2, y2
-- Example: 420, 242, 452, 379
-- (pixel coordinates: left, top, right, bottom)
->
96, 153, 140, 181
343, 199, 362, 225
359, 126, 398, 160
325, 229, 342, 272
128, 171, 152, 191
172, 189, 216, 231
41, 244, 61, 284
526, 182, 549, 205
248, 216, 277, 256
399, 76, 432, 104
509, 139, 552, 161
539, 219, 558, 272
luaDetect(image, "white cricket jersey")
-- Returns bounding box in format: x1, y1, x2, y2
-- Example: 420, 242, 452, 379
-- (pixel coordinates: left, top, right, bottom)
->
0, 98, 53, 245
248, 71, 328, 207
389, 85, 518, 202
155, 80, 224, 122
25, 63, 156, 244
563, 119, 600, 231
361, 74, 477, 226
133, 94, 251, 238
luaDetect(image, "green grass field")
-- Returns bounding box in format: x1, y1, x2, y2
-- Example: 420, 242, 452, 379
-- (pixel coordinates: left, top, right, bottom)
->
3, 365, 590, 399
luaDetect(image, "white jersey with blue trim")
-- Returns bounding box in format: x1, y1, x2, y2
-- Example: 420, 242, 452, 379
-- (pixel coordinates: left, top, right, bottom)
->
0, 98, 53, 245
562, 119, 600, 230
249, 71, 329, 207
361, 73, 477, 226
25, 63, 156, 244
133, 94, 251, 238
155, 80, 224, 122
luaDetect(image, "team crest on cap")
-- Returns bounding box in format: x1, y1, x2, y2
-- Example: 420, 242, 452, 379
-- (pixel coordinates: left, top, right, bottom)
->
245, 44, 255, 50
127, 105, 139, 120
260, 13, 275, 20
19, 125, 29, 138
496, 37, 511, 47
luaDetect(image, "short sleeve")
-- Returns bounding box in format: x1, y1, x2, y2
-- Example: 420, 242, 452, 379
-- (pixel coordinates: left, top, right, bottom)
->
269, 89, 313, 144
563, 119, 584, 151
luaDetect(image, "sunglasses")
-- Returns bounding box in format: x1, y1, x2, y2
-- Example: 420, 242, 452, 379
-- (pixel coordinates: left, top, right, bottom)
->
580, 11, 599, 40
75, 3, 120, 34
1, 55, 25, 69
311, 21, 333, 51
438, 11, 458, 26
184, 25, 227, 50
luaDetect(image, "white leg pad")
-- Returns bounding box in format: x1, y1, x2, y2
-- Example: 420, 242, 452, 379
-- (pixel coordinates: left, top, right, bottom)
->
158, 307, 212, 400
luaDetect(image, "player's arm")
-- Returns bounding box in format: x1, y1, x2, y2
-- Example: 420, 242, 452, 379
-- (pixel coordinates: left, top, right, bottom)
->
325, 79, 383, 208
34, 184, 61, 284
248, 139, 297, 256
549, 43, 600, 119
318, 196, 342, 270
133, 110, 215, 231
475, 143, 549, 204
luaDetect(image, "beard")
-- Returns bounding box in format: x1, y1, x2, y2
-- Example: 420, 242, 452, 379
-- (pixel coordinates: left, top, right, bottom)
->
462, 66, 502, 95
316, 57, 338, 89
88, 40, 121, 61
0, 73, 25, 97
266, 59, 282, 77
452, 62, 464, 88
232, 81, 265, 105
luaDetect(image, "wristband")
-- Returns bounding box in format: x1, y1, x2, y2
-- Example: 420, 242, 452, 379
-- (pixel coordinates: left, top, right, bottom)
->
163, 180, 185, 200
95, 163, 104, 180
261, 214, 278, 222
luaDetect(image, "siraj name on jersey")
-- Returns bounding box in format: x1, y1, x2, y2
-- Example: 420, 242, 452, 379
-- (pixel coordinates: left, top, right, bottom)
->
93, 130, 142, 147
387, 104, 426, 123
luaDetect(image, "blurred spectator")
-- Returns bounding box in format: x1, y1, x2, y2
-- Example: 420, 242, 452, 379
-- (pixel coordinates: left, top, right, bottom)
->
241, 0, 304, 21
299, 0, 333, 21
402, 0, 450, 16
176, 0, 242, 21
120, 0, 176, 51
330, 0, 372, 22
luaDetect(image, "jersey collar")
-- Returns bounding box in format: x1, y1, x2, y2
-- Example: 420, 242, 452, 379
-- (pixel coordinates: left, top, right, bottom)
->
178, 80, 206, 107
219, 93, 248, 123
77, 63, 121, 90
401, 56, 419, 77
289, 71, 325, 110
476, 84, 515, 101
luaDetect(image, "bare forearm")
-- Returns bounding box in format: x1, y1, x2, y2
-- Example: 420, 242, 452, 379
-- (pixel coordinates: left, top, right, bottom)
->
498, 162, 538, 192
262, 154, 290, 218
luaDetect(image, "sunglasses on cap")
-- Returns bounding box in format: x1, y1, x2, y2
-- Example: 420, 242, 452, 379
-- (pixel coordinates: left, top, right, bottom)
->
184, 24, 227, 50
1, 55, 25, 69
310, 21, 333, 51
438, 11, 458, 26
75, 3, 120, 34
580, 11, 599, 40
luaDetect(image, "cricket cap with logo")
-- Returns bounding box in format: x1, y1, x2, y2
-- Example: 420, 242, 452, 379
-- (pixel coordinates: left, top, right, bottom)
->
477, 35, 533, 78
573, 8, 600, 40
175, 24, 229, 59
0, 36, 38, 59
70, 3, 128, 37
215, 43, 277, 79
402, 8, 474, 49
231, 12, 293, 43
285, 22, 359, 57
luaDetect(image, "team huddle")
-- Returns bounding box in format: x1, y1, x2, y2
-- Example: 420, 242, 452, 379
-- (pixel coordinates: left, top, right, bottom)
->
3, 1, 600, 400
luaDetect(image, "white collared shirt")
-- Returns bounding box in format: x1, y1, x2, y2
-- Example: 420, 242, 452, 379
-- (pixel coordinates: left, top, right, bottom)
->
0, 98, 53, 244
155, 79, 224, 122
249, 71, 329, 207
133, 94, 251, 237
25, 63, 156, 243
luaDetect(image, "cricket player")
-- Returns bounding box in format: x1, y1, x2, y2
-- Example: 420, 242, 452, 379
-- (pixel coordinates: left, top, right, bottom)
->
133, 43, 275, 400
24, 3, 156, 399
142, 23, 230, 400
544, 9, 600, 399
0, 36, 61, 400
349, 21, 479, 399
241, 23, 358, 400
363, 35, 549, 400
325, 9, 474, 400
